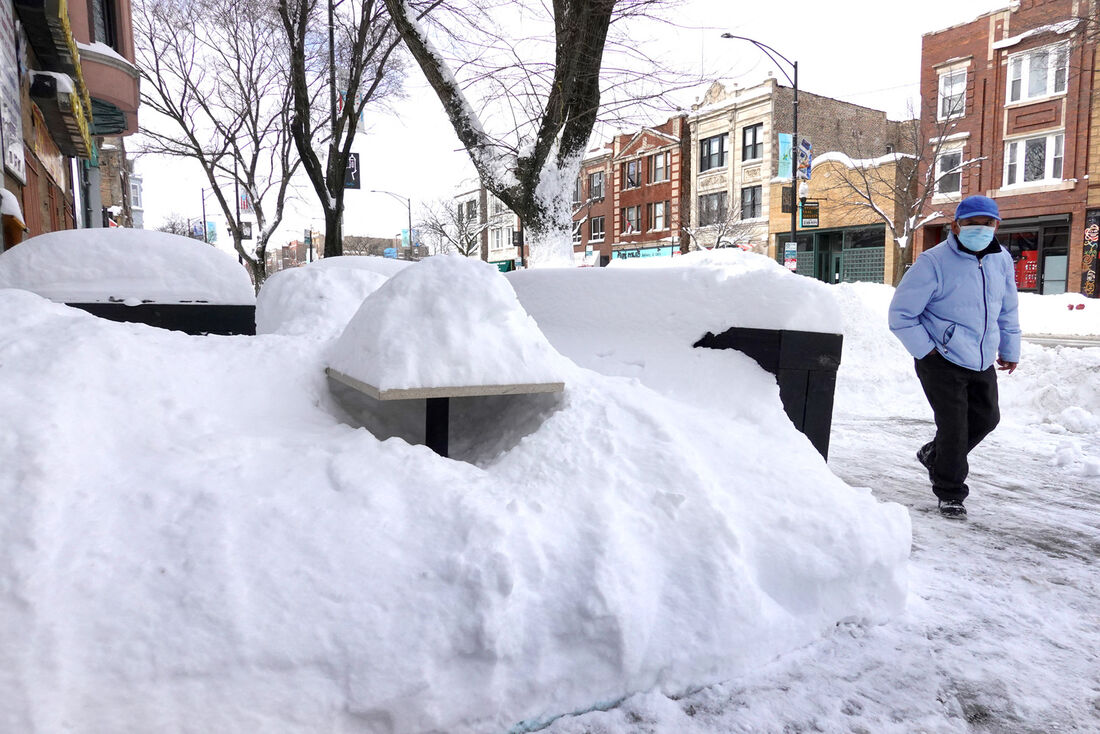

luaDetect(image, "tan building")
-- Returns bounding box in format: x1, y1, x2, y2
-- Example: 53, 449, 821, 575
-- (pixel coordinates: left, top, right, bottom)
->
688, 78, 902, 260
768, 152, 911, 284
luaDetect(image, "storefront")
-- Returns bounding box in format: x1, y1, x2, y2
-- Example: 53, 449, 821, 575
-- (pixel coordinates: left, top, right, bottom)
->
924, 214, 1071, 294
774, 225, 886, 284
611, 245, 677, 260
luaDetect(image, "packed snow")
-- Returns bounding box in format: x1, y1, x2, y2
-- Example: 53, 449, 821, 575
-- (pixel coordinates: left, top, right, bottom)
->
2, 249, 1098, 733
0, 229, 255, 305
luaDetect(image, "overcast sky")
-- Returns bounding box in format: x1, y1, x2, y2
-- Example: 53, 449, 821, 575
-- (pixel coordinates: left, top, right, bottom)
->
135, 0, 1006, 254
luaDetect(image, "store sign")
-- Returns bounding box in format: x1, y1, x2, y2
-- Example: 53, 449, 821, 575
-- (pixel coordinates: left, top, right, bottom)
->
800, 200, 820, 228
612, 246, 675, 259
0, 3, 26, 182
1081, 210, 1100, 297
784, 241, 797, 271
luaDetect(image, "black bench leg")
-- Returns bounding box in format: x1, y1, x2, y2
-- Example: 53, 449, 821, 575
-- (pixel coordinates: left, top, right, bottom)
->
425, 397, 450, 457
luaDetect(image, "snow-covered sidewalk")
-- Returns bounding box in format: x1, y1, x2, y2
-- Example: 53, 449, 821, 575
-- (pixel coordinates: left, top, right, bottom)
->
539, 409, 1100, 734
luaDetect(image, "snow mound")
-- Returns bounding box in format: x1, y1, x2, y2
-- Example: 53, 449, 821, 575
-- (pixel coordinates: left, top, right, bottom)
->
329, 255, 571, 390
0, 273, 910, 734
256, 257, 394, 336
1017, 291, 1100, 336
607, 247, 789, 276
0, 229, 255, 304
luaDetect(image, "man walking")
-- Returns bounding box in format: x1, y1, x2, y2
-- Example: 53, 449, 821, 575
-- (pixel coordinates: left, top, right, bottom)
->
888, 195, 1021, 518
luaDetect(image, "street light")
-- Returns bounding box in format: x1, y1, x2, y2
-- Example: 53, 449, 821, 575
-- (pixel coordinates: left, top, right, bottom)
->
370, 189, 415, 260
720, 33, 800, 253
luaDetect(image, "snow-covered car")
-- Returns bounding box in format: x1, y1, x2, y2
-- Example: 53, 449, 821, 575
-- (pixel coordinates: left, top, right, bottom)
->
0, 228, 256, 334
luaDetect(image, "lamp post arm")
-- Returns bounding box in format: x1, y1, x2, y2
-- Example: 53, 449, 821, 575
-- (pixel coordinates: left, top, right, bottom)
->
719, 34, 796, 86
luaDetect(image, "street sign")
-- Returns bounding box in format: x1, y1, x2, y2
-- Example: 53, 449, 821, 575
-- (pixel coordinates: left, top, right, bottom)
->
784, 241, 798, 272
241, 221, 252, 240
801, 200, 820, 228
344, 152, 360, 189
798, 137, 813, 180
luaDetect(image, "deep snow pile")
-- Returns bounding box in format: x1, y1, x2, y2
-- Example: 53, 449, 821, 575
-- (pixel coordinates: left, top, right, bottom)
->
0, 229, 254, 304
329, 257, 570, 390
256, 256, 407, 337
0, 252, 909, 734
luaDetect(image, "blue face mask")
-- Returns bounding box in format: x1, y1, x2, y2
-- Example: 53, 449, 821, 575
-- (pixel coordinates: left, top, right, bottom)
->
957, 225, 996, 252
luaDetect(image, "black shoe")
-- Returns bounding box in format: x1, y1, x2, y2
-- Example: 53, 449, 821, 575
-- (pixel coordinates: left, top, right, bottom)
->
938, 499, 967, 518
916, 442, 935, 482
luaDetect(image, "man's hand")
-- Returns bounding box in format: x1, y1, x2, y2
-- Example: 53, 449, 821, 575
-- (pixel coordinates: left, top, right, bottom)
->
997, 358, 1018, 374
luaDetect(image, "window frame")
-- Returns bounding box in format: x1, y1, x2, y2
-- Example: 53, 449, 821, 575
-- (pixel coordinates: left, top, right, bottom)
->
935, 148, 963, 194
621, 205, 641, 233
937, 68, 966, 121
699, 134, 728, 172
741, 123, 763, 161
1003, 132, 1065, 187
622, 159, 641, 190
740, 185, 762, 219
1007, 41, 1070, 104
697, 191, 728, 227
649, 151, 670, 183
590, 215, 605, 242
587, 171, 604, 200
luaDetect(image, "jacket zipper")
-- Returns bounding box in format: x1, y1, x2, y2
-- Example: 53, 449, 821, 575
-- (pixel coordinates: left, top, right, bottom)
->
978, 259, 988, 369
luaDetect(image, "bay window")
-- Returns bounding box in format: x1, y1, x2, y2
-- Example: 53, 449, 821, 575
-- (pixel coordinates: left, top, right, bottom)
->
1008, 43, 1069, 103
1004, 133, 1064, 186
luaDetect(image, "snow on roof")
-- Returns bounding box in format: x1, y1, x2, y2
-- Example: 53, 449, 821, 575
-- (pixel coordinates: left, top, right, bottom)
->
77, 40, 138, 72
814, 151, 915, 170
30, 70, 75, 94
1, 188, 24, 220
328, 255, 570, 390
0, 229, 255, 304
992, 18, 1079, 49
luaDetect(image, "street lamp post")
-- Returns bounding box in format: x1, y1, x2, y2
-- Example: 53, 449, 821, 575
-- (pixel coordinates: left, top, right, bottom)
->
370, 189, 414, 260
720, 33, 799, 253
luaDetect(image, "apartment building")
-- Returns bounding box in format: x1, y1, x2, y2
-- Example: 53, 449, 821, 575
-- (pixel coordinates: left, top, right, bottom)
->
689, 78, 902, 282
572, 142, 612, 266
919, 0, 1097, 295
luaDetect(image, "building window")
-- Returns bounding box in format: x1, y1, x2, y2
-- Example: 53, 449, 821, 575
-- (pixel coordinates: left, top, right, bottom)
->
622, 159, 641, 189
573, 177, 583, 204
699, 134, 728, 172
938, 68, 966, 120
130, 180, 142, 209
588, 171, 604, 200
742, 123, 763, 161
1008, 43, 1069, 103
646, 200, 669, 230
697, 191, 727, 226
740, 186, 761, 219
89, 0, 119, 49
573, 221, 583, 244
491, 197, 506, 215
649, 151, 669, 183
622, 205, 640, 233
1004, 133, 1064, 186
935, 149, 962, 194
590, 216, 605, 242
490, 227, 510, 250
464, 200, 477, 221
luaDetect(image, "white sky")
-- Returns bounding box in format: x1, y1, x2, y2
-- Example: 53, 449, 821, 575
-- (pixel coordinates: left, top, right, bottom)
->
135, 0, 1006, 253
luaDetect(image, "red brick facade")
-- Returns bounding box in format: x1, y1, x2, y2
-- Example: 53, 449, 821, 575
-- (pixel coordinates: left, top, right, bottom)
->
919, 1, 1097, 295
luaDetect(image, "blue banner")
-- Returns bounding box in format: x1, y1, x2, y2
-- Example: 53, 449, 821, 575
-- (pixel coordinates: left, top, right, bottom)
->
778, 133, 793, 180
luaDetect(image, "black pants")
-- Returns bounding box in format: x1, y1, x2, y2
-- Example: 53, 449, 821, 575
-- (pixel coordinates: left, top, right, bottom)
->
914, 351, 1000, 501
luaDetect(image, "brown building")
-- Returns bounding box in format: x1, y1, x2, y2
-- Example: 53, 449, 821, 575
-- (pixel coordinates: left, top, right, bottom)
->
572, 142, 612, 265
2, 0, 140, 242
609, 116, 690, 262
918, 1, 1097, 295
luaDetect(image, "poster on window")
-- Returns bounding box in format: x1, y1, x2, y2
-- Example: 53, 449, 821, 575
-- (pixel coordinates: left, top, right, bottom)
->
1082, 209, 1100, 298
0, 1, 26, 183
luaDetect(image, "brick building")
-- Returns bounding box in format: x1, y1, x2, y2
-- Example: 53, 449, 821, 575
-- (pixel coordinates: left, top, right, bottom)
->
919, 1, 1098, 295
688, 78, 901, 271
608, 116, 690, 261
2, 0, 140, 243
572, 142, 612, 265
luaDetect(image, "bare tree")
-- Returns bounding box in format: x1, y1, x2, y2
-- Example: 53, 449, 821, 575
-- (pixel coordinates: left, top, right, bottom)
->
278, 0, 405, 258
820, 114, 984, 285
155, 213, 205, 239
418, 198, 487, 256
683, 202, 764, 254
381, 0, 685, 266
343, 235, 397, 256
135, 0, 301, 290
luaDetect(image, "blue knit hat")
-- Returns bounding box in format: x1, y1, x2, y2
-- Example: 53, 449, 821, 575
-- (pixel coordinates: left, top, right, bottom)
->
955, 195, 1001, 221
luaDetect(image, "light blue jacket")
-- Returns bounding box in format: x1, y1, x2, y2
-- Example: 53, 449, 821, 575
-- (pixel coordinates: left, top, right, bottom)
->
888, 233, 1021, 371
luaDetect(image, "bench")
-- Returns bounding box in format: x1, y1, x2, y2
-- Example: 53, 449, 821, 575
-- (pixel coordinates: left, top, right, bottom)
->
325, 367, 564, 458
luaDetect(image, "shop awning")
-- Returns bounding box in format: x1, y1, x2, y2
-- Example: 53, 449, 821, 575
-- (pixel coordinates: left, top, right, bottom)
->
90, 97, 127, 136
15, 0, 95, 119
30, 71, 92, 158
